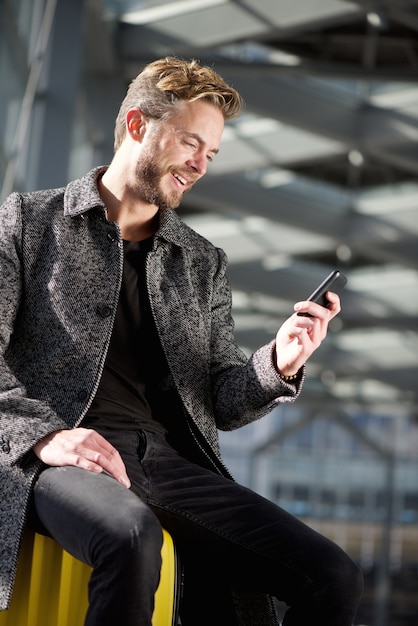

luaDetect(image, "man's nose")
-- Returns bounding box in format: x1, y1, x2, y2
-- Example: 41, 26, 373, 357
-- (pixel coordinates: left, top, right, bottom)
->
188, 152, 207, 177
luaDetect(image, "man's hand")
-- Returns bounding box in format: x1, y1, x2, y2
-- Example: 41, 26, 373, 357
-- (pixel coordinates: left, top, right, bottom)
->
275, 291, 341, 377
33, 428, 131, 488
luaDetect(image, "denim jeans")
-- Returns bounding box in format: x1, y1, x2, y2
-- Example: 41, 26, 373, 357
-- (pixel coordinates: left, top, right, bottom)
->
30, 429, 363, 626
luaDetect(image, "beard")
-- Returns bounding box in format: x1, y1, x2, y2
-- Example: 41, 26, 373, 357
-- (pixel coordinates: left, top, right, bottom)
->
134, 151, 187, 211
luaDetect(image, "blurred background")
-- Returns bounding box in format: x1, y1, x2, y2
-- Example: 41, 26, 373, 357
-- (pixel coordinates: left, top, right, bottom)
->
1, 0, 417, 624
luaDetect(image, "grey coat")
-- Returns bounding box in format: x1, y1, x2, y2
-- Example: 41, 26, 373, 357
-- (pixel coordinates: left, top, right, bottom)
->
0, 167, 303, 623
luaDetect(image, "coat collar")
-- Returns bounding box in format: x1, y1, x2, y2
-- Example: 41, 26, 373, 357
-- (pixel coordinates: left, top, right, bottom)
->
64, 166, 195, 250
63, 166, 107, 217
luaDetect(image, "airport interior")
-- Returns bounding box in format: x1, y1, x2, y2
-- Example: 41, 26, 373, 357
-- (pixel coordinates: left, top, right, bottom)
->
1, 1, 418, 624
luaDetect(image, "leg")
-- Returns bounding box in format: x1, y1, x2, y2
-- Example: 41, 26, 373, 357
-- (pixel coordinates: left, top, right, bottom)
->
123, 431, 363, 626
29, 465, 163, 626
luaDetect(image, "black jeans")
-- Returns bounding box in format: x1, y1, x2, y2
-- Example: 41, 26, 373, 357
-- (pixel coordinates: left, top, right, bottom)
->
30, 429, 363, 626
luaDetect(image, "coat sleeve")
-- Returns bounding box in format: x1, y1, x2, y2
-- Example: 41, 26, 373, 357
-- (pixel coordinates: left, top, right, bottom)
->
208, 246, 304, 431
0, 193, 68, 465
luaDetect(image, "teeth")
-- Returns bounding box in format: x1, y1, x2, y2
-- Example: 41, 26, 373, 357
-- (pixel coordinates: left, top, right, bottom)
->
174, 173, 187, 185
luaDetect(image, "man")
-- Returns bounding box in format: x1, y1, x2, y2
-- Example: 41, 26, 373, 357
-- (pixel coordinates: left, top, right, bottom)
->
0, 57, 363, 625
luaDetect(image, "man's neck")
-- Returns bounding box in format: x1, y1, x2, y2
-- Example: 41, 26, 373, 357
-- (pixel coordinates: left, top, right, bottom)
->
98, 170, 159, 242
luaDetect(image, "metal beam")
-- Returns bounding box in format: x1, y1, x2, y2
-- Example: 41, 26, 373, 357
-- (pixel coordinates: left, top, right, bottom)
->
217, 72, 418, 165
26, 0, 86, 191
184, 176, 418, 268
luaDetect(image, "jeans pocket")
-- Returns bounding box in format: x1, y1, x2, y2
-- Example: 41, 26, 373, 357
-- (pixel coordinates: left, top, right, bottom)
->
136, 430, 147, 461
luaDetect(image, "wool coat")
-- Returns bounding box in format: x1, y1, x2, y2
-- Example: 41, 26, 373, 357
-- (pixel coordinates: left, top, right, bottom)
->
0, 167, 303, 623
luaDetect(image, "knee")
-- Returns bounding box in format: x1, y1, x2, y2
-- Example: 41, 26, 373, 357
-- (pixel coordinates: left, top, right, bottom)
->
95, 498, 163, 566
328, 549, 364, 605
344, 556, 364, 601
126, 505, 163, 562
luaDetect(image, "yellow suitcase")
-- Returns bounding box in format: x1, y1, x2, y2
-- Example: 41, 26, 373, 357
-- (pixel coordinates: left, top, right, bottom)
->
0, 528, 180, 626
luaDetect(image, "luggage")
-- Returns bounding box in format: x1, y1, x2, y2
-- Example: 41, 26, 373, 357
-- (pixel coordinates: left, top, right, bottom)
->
0, 528, 180, 626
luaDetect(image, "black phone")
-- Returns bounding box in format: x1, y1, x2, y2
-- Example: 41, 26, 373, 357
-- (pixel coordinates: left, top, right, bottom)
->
297, 270, 347, 316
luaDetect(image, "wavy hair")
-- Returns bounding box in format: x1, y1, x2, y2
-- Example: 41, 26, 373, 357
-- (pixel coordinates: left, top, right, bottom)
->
114, 57, 243, 151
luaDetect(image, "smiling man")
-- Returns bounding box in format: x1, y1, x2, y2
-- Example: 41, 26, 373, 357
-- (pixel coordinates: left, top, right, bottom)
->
100, 97, 223, 239
0, 57, 363, 626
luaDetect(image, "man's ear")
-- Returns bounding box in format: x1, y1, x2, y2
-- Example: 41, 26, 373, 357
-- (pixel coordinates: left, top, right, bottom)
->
126, 108, 147, 141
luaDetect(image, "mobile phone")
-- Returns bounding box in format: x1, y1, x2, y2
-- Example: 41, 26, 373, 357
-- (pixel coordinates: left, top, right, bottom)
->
297, 270, 347, 316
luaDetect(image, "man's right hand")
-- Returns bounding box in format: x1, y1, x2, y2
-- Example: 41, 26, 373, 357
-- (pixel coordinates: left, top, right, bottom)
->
33, 428, 131, 488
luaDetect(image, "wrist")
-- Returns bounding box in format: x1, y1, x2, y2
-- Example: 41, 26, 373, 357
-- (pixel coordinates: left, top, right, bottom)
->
272, 346, 304, 382
277, 366, 304, 382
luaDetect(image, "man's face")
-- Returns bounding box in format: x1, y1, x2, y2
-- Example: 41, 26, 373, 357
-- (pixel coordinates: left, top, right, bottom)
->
134, 99, 224, 210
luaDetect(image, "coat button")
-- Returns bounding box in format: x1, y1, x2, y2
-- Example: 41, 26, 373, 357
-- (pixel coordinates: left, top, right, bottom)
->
97, 305, 112, 318
1, 439, 10, 454
77, 390, 88, 402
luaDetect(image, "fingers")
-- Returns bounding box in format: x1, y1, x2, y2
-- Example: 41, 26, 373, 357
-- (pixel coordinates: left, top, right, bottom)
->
290, 310, 328, 347
33, 428, 131, 488
294, 291, 341, 319
275, 292, 341, 373
71, 432, 131, 488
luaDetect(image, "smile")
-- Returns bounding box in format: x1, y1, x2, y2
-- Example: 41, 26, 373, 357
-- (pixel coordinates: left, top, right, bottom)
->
172, 172, 188, 187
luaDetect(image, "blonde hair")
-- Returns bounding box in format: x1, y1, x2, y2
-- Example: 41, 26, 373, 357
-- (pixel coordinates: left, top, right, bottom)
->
114, 57, 243, 151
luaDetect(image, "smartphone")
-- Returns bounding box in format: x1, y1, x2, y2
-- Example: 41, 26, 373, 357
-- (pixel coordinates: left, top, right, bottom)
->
297, 269, 347, 316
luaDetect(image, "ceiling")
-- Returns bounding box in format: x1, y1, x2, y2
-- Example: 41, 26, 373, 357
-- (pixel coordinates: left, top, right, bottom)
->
95, 0, 418, 417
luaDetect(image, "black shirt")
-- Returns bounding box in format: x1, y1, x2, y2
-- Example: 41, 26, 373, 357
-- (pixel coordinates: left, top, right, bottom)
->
83, 238, 169, 435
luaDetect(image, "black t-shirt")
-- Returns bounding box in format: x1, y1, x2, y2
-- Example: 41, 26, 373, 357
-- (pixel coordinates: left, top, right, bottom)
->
83, 238, 226, 473
83, 238, 170, 435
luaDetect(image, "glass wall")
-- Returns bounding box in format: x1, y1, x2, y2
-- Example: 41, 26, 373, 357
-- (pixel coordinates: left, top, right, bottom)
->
0, 0, 35, 193
0, 0, 114, 200
220, 406, 418, 625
